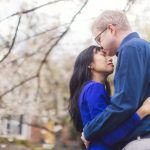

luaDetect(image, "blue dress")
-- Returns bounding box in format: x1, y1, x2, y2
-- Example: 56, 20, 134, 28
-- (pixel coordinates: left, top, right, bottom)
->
78, 80, 141, 150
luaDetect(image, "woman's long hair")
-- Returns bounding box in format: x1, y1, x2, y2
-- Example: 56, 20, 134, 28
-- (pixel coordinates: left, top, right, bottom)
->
68, 45, 111, 132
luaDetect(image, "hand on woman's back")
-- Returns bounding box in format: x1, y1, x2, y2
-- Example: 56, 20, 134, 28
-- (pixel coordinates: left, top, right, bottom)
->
142, 97, 150, 114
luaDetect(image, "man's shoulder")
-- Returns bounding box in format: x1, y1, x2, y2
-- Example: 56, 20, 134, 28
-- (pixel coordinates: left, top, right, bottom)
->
119, 38, 150, 56
122, 38, 149, 49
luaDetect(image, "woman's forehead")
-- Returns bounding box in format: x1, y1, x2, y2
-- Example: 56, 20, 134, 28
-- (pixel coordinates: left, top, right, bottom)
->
93, 48, 106, 55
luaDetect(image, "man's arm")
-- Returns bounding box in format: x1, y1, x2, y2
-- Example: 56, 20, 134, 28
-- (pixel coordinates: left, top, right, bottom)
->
101, 113, 141, 146
86, 84, 142, 145
83, 45, 146, 141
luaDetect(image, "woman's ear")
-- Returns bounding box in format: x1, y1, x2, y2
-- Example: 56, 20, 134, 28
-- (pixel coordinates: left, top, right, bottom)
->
88, 64, 94, 70
88, 65, 91, 68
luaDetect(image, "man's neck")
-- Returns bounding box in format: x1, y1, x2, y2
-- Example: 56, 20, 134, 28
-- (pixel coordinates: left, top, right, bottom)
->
116, 30, 132, 48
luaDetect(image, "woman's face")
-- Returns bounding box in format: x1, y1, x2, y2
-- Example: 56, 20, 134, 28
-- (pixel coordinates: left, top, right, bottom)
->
90, 49, 114, 75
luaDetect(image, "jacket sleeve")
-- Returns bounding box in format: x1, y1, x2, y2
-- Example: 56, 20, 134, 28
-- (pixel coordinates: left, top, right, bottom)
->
86, 83, 141, 145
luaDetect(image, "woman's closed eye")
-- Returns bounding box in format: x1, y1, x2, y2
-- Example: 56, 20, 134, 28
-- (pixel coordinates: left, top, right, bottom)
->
99, 51, 106, 57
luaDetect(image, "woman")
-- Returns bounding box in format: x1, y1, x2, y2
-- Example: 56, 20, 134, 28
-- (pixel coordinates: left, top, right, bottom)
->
69, 45, 150, 150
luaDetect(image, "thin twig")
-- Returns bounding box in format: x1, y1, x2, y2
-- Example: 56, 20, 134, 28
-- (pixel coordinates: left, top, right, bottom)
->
0, 0, 89, 99
0, 0, 64, 22
123, 0, 136, 12
0, 75, 37, 98
0, 16, 21, 63
37, 0, 89, 74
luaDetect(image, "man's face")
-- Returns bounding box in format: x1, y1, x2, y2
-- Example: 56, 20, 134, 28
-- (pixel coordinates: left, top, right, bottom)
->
94, 24, 118, 56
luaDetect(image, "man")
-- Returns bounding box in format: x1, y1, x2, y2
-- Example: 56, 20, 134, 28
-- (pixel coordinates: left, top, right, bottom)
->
81, 10, 150, 149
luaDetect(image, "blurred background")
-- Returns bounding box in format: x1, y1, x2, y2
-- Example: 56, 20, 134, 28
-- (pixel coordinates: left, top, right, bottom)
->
0, 0, 150, 149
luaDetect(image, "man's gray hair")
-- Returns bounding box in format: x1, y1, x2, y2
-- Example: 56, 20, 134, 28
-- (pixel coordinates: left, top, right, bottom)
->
92, 10, 131, 32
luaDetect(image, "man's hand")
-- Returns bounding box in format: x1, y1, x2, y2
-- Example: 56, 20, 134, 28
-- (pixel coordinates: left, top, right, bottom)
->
81, 132, 90, 149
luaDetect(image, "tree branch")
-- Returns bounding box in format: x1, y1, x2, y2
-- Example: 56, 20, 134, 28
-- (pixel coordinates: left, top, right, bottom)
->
123, 0, 136, 12
0, 0, 89, 100
37, 0, 89, 74
0, 75, 37, 98
0, 0, 65, 22
0, 16, 21, 63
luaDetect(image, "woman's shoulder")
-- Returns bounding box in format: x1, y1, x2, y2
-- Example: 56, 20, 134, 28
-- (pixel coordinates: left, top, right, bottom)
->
81, 81, 110, 105
82, 80, 105, 94
79, 80, 110, 106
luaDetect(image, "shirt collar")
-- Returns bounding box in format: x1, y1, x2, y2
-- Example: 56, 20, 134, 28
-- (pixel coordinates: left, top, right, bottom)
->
116, 32, 140, 56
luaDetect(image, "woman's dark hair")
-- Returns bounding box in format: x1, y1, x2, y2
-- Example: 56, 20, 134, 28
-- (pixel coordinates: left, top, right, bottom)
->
68, 45, 111, 132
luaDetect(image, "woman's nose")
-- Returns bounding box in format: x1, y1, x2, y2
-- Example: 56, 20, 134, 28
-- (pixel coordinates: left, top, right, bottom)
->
109, 58, 113, 62
107, 56, 112, 62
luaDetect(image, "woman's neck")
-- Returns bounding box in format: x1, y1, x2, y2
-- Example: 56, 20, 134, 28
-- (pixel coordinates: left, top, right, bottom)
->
91, 72, 106, 84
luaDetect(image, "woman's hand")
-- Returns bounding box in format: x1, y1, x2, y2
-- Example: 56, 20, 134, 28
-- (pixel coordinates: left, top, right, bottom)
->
137, 97, 150, 119
141, 97, 150, 113
81, 132, 90, 149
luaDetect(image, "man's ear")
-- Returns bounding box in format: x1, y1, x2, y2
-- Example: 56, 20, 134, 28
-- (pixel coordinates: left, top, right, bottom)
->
108, 24, 115, 34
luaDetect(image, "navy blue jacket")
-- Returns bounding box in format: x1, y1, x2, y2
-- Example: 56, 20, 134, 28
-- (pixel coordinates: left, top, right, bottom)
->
83, 32, 150, 145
